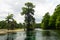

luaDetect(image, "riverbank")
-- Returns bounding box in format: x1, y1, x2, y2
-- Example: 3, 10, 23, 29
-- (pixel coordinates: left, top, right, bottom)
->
0, 29, 24, 35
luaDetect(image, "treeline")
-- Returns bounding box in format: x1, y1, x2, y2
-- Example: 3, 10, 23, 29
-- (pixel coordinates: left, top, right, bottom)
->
0, 14, 25, 29
0, 14, 38, 29
41, 4, 60, 30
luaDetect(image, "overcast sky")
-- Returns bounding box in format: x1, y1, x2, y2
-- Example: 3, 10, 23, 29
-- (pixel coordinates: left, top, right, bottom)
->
0, 0, 60, 23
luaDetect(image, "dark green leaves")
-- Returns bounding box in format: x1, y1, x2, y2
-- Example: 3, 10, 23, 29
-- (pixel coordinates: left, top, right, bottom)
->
25, 2, 35, 8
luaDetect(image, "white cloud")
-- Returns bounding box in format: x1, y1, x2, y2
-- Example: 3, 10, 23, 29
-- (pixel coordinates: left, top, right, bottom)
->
0, 0, 60, 23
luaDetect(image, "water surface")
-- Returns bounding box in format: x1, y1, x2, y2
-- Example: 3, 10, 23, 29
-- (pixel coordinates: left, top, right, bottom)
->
0, 29, 60, 40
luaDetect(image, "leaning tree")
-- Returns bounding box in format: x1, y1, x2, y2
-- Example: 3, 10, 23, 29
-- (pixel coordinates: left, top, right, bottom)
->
6, 14, 16, 30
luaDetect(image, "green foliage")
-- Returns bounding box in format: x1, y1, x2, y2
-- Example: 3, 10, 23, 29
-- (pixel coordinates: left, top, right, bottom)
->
18, 23, 23, 28
25, 2, 35, 8
0, 14, 25, 29
41, 4, 60, 30
41, 12, 50, 29
6, 14, 14, 29
56, 16, 60, 29
21, 2, 35, 31
0, 21, 7, 29
6, 14, 13, 20
49, 16, 56, 29
49, 4, 60, 29
35, 23, 41, 28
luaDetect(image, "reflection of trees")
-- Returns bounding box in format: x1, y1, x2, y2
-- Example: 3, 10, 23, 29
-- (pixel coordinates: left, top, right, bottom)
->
55, 30, 60, 39
25, 31, 35, 40
42, 31, 50, 36
42, 31, 51, 40
6, 33, 16, 40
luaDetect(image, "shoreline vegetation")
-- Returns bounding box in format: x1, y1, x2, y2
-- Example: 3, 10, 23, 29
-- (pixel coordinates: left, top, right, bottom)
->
0, 29, 24, 35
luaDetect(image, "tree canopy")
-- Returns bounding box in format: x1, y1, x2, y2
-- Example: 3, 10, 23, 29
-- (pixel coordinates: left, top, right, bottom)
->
21, 2, 35, 31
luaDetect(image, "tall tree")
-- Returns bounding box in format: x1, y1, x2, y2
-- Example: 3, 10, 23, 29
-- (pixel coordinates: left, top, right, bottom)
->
41, 12, 50, 29
21, 2, 35, 40
21, 2, 35, 31
49, 4, 60, 29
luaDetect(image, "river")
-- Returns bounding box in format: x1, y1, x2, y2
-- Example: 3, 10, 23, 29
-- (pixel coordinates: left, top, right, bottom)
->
0, 28, 60, 40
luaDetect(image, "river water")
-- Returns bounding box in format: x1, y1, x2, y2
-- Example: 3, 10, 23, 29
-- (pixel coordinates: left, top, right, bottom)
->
0, 29, 60, 40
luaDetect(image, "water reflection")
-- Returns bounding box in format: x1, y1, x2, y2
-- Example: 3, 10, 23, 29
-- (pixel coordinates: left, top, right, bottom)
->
0, 30, 60, 40
42, 30, 51, 40
6, 32, 16, 40
25, 31, 35, 40
42, 30, 60, 40
54, 30, 60, 40
42, 30, 50, 36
